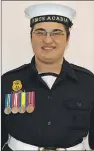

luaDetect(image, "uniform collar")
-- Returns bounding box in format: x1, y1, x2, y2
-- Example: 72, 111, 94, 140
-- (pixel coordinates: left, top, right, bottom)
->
61, 58, 78, 81
30, 56, 38, 77
30, 56, 78, 81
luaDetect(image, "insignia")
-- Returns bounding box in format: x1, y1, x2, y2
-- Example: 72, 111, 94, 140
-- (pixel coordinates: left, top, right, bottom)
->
12, 80, 22, 92
4, 94, 12, 114
26, 92, 35, 113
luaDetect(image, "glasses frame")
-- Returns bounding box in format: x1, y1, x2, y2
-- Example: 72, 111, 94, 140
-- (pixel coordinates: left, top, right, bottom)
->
32, 28, 66, 41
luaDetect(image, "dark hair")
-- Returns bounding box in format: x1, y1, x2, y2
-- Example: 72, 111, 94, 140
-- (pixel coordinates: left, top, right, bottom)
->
63, 24, 70, 40
30, 24, 70, 40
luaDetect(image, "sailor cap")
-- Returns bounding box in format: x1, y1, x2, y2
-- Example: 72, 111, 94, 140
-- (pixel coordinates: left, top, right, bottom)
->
24, 3, 76, 28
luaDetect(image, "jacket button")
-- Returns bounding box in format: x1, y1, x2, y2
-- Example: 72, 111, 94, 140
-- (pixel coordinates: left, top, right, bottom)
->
48, 96, 52, 100
48, 121, 51, 125
77, 102, 81, 107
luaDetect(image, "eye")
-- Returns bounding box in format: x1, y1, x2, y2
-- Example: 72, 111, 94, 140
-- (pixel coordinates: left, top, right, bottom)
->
34, 31, 45, 36
52, 32, 64, 36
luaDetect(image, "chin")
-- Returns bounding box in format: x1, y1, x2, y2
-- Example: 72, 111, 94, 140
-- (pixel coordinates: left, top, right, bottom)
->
41, 57, 57, 64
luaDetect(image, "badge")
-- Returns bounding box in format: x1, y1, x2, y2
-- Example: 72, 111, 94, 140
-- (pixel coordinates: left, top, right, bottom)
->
26, 92, 35, 113
19, 92, 26, 113
4, 94, 12, 114
12, 80, 22, 92
12, 93, 20, 114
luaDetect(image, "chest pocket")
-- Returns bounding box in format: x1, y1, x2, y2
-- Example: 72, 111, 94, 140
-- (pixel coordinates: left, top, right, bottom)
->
64, 98, 91, 111
63, 98, 92, 130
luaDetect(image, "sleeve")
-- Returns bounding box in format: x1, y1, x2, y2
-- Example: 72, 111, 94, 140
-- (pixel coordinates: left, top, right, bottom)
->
1, 76, 8, 149
89, 105, 94, 149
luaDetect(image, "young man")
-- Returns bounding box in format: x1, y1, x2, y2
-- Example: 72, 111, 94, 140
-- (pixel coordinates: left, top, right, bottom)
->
1, 3, 94, 151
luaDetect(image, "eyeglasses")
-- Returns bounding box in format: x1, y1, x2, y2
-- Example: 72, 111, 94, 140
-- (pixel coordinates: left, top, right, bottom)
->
32, 29, 66, 41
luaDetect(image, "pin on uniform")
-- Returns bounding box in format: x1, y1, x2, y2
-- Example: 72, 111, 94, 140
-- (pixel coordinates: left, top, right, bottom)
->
4, 80, 35, 115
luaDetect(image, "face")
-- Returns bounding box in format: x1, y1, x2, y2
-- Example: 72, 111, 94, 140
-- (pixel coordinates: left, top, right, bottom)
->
31, 22, 69, 64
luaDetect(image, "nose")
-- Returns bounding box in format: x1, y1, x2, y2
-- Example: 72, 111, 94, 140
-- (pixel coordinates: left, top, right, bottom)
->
43, 33, 53, 44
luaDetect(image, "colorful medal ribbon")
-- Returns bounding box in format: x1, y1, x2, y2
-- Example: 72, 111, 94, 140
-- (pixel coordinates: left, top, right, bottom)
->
12, 93, 20, 114
27, 91, 35, 107
12, 93, 15, 108
10, 94, 12, 108
4, 94, 11, 114
14, 93, 20, 108
26, 91, 35, 113
19, 92, 26, 113
21, 92, 26, 107
5, 94, 8, 109
31, 91, 35, 108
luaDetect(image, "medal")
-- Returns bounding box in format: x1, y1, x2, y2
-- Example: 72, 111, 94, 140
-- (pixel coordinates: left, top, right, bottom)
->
12, 93, 19, 114
4, 94, 12, 114
19, 105, 26, 113
4, 106, 11, 115
26, 105, 34, 113
19, 92, 26, 113
26, 92, 35, 113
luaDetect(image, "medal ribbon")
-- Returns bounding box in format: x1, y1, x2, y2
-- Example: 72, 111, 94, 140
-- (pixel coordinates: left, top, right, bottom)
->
12, 93, 15, 108
10, 94, 12, 108
21, 92, 26, 107
8, 94, 10, 107
26, 92, 29, 107
17, 93, 20, 107
26, 92, 35, 108
14, 93, 19, 107
27, 92, 35, 107
31, 91, 35, 108
5, 94, 8, 109
5, 94, 12, 109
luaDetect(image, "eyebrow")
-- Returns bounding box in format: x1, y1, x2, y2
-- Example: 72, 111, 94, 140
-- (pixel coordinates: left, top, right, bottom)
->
34, 28, 46, 31
52, 29, 64, 32
34, 28, 64, 32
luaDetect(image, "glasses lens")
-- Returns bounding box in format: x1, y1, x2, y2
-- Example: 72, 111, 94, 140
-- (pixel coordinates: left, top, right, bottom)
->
51, 31, 65, 40
33, 30, 46, 40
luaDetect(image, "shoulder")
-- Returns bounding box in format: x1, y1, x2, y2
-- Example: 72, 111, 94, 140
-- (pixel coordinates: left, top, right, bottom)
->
2, 64, 30, 80
71, 63, 94, 78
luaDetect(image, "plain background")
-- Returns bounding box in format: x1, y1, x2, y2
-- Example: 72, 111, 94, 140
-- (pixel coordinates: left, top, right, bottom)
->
0, 0, 1, 149
1, 1, 94, 150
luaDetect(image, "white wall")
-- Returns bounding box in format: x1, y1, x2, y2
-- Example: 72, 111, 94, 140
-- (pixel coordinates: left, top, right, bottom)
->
0, 0, 1, 149
2, 1, 94, 150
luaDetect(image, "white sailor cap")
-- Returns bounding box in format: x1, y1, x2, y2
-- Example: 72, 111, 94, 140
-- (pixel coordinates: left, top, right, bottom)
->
24, 3, 76, 28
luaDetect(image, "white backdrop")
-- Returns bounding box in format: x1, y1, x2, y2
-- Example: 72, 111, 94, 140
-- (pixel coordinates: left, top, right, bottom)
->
2, 1, 94, 150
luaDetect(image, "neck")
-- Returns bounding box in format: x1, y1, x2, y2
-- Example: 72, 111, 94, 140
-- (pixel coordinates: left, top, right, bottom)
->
35, 57, 64, 74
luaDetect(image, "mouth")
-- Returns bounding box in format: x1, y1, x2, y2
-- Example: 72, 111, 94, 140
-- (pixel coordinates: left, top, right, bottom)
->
41, 46, 56, 51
